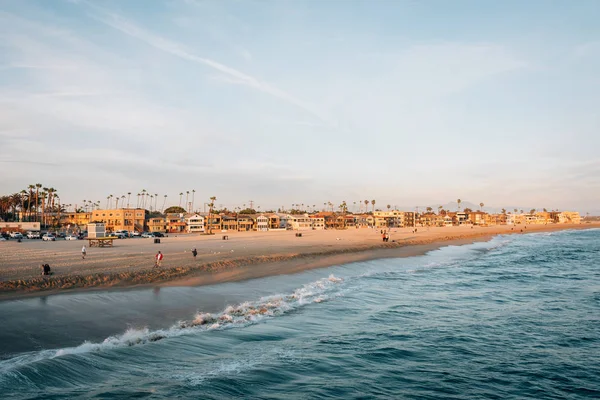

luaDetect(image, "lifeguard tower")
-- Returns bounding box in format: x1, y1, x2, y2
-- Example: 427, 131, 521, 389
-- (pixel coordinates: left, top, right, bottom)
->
86, 223, 115, 247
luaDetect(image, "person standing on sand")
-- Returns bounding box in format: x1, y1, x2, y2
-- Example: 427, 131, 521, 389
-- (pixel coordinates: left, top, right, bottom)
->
155, 251, 164, 268
191, 248, 198, 258
81, 245, 86, 259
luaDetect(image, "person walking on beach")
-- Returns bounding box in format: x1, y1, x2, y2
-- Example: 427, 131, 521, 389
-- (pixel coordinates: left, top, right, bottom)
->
155, 251, 164, 268
81, 245, 86, 260
191, 248, 198, 258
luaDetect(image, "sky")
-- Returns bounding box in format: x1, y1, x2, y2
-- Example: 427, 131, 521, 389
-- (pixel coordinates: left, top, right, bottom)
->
1, 0, 599, 213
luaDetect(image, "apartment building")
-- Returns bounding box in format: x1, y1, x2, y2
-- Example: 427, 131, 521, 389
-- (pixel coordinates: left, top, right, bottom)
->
309, 215, 325, 230
59, 212, 92, 230
91, 208, 147, 232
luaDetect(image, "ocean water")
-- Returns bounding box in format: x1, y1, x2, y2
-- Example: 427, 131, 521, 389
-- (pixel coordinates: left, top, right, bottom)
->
1, 229, 599, 399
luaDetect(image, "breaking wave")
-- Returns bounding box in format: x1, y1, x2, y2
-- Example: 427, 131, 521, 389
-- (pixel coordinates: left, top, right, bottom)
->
0, 274, 344, 374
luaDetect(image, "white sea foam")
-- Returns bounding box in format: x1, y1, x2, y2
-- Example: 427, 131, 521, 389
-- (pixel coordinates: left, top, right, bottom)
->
0, 275, 345, 373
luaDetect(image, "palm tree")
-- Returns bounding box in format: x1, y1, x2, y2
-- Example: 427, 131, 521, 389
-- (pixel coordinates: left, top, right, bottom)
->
208, 196, 217, 234
162, 195, 167, 212
387, 204, 392, 212
513, 208, 518, 214
19, 190, 27, 221
364, 200, 369, 213
154, 194, 158, 212
191, 189, 196, 212
185, 191, 190, 212
115, 196, 120, 209
141, 189, 147, 209
127, 192, 132, 208
438, 205, 442, 215
106, 196, 111, 209
501, 208, 506, 214
371, 199, 376, 213
479, 202, 484, 212
179, 192, 184, 208
27, 184, 35, 221
121, 195, 126, 209
136, 193, 141, 208
426, 206, 432, 213
35, 183, 42, 222
457, 198, 462, 211
10, 193, 21, 222
40, 191, 47, 227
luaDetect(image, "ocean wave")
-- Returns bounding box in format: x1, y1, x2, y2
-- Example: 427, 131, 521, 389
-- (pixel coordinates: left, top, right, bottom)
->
0, 274, 344, 374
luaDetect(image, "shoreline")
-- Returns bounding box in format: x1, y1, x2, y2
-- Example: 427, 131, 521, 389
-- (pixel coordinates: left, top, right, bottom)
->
0, 224, 597, 301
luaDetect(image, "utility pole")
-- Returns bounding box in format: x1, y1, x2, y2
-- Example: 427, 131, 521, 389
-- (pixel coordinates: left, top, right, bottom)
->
249, 200, 254, 209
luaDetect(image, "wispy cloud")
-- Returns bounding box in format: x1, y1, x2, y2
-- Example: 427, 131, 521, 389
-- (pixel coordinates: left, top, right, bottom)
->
76, 3, 335, 126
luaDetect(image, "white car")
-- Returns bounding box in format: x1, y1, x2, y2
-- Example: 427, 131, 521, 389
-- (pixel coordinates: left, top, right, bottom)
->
65, 234, 78, 240
27, 232, 40, 239
42, 233, 56, 241
10, 232, 24, 239
131, 231, 141, 237
141, 232, 155, 238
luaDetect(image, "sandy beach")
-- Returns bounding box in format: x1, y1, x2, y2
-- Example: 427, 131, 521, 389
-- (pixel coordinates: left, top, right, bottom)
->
0, 224, 597, 299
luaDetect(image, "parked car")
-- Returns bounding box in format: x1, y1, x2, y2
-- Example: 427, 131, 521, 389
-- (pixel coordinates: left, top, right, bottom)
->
0, 232, 9, 240
0, 237, 6, 241
57, 232, 66, 239
130, 231, 141, 237
153, 232, 165, 237
42, 233, 56, 241
65, 234, 79, 240
26, 231, 40, 239
10, 232, 24, 239
141, 232, 155, 238
113, 232, 127, 239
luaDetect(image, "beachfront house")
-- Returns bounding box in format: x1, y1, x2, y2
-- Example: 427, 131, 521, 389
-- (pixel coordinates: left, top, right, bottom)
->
237, 215, 255, 231
221, 215, 238, 231
166, 213, 187, 233
277, 214, 291, 229
288, 214, 312, 230
186, 213, 205, 233
256, 215, 269, 231
148, 217, 167, 233
205, 214, 222, 233
309, 215, 325, 230
268, 214, 281, 230
467, 211, 486, 226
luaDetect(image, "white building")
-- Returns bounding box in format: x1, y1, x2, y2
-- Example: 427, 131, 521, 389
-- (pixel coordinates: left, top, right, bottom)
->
186, 213, 205, 233
256, 215, 269, 231
288, 214, 312, 230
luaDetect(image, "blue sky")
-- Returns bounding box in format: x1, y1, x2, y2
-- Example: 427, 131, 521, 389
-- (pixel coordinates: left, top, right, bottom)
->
1, 0, 599, 213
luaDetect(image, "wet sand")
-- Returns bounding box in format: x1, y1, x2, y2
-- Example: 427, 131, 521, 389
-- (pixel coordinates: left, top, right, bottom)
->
0, 224, 597, 299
